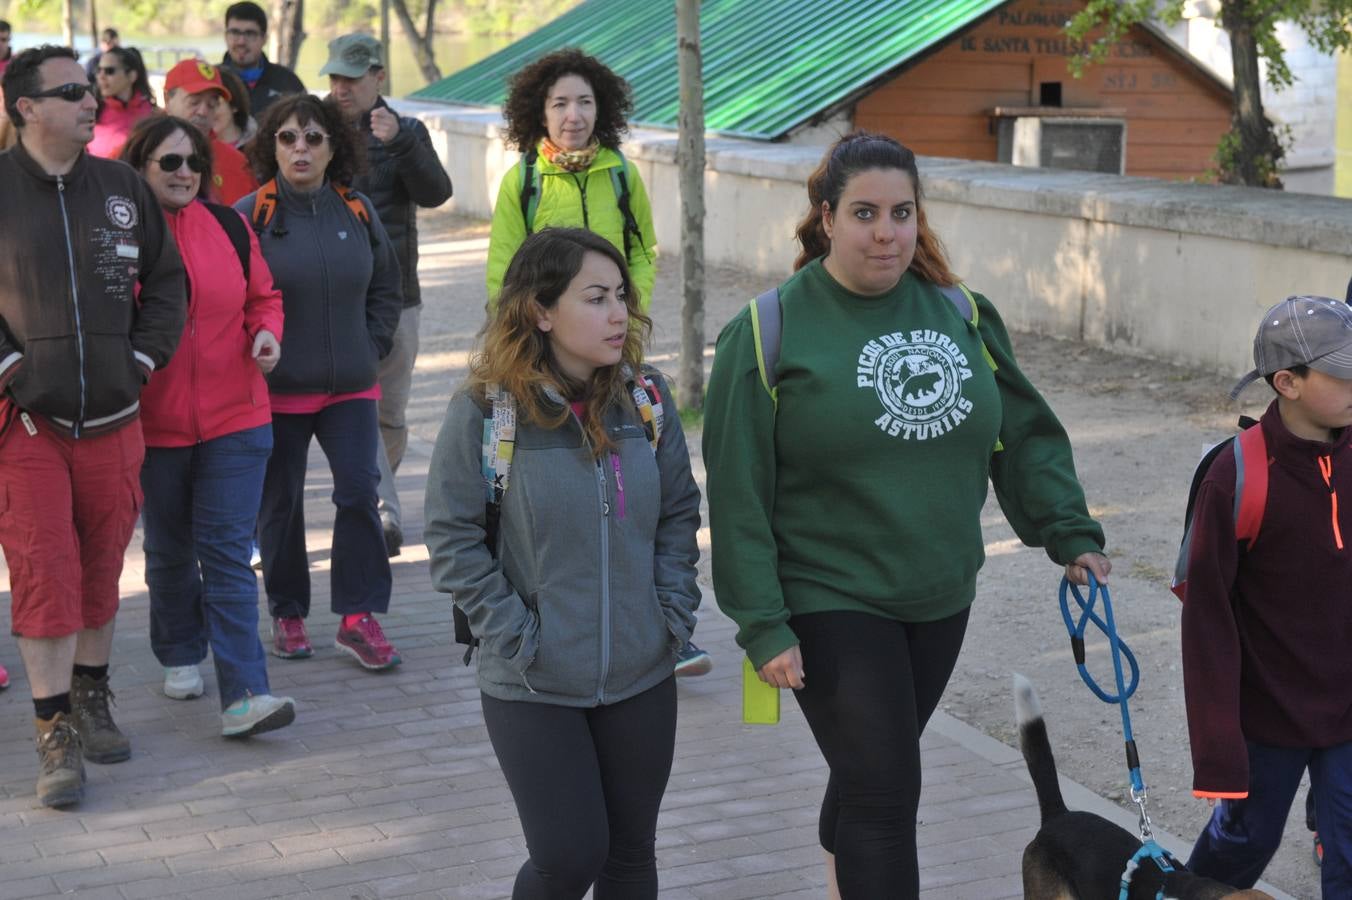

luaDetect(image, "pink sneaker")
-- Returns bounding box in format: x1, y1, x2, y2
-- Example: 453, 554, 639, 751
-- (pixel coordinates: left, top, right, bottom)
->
335, 615, 401, 671
272, 616, 313, 659
0, 661, 9, 690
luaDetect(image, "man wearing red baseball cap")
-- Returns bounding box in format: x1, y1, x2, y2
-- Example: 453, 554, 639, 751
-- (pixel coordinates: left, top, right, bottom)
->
163, 58, 257, 204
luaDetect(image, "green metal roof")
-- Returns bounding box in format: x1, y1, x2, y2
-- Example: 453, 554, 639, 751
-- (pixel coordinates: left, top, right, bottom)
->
412, 0, 1008, 140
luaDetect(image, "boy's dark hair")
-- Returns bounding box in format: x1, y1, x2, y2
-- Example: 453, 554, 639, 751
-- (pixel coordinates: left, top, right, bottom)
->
3, 45, 79, 127
0, 20, 12, 33
1264, 365, 1310, 390
101, 27, 119, 42
502, 48, 632, 152
225, 2, 268, 33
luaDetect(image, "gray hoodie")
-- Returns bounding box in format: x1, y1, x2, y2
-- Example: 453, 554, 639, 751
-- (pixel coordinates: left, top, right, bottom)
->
424, 370, 702, 706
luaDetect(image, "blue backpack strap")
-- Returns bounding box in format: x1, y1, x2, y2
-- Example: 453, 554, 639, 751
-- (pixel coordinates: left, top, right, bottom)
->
938, 282, 998, 373
748, 288, 782, 408
519, 149, 541, 234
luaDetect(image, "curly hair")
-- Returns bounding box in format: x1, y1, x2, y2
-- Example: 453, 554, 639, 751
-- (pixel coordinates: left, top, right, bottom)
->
794, 130, 956, 286
469, 227, 652, 456
502, 48, 633, 152
120, 115, 215, 201
248, 93, 365, 186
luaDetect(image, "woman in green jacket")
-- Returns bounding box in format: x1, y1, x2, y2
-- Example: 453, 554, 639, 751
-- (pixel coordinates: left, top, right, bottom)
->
486, 49, 657, 312
702, 132, 1112, 899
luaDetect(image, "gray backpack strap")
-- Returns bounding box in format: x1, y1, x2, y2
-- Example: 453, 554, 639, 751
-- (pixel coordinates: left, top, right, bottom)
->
749, 287, 782, 400
938, 283, 973, 321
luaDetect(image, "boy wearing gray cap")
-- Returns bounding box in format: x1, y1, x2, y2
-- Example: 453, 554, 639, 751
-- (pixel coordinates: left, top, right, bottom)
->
1182, 295, 1352, 896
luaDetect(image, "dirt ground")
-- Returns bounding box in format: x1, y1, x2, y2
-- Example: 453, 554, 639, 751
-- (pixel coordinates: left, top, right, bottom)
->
411, 210, 1320, 899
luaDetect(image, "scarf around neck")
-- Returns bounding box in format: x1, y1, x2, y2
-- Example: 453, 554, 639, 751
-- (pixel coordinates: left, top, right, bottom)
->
539, 136, 600, 173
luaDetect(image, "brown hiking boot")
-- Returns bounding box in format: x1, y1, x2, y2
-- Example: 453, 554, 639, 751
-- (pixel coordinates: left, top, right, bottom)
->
35, 712, 85, 808
70, 673, 131, 764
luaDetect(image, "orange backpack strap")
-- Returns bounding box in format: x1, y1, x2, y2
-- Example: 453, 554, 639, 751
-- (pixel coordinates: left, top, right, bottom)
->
1233, 421, 1269, 546
251, 178, 280, 232
332, 183, 370, 225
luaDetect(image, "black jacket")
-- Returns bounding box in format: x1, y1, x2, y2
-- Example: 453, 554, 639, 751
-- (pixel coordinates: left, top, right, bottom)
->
219, 53, 306, 116
0, 143, 186, 436
235, 177, 402, 394
351, 97, 453, 308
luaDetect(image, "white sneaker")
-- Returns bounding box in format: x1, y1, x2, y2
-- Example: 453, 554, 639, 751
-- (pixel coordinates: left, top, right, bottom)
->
221, 694, 296, 738
163, 665, 204, 700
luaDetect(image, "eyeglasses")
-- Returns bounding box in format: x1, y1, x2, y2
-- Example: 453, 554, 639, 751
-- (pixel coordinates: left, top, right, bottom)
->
97, 66, 123, 76
24, 82, 95, 103
276, 129, 328, 148
226, 27, 263, 40
149, 153, 207, 174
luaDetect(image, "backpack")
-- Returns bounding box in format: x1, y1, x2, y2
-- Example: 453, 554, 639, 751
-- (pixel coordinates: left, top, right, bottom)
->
204, 201, 252, 283
1170, 416, 1268, 601
518, 147, 644, 262
452, 372, 667, 663
249, 177, 371, 236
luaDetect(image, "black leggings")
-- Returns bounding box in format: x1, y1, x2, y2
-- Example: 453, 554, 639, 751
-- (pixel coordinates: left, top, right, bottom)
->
481, 677, 677, 900
790, 608, 971, 900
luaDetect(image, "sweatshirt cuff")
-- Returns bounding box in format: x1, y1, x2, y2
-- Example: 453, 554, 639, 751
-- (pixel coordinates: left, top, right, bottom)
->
1193, 789, 1248, 800
744, 623, 800, 671
1051, 535, 1103, 567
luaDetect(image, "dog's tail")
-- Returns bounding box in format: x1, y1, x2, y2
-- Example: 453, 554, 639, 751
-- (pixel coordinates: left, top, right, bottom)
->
1014, 673, 1068, 823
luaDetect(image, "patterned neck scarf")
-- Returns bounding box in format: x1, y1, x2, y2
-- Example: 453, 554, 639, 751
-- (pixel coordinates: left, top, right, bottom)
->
539, 136, 600, 173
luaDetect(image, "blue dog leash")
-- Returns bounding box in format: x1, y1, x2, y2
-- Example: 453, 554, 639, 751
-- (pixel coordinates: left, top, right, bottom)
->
1058, 575, 1177, 900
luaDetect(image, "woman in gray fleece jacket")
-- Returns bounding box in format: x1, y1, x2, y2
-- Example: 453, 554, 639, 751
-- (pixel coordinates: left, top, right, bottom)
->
424, 228, 701, 899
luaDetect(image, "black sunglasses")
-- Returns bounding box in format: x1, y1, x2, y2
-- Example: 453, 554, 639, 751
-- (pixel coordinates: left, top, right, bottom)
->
97, 66, 123, 76
276, 129, 328, 148
25, 82, 95, 103
149, 153, 207, 174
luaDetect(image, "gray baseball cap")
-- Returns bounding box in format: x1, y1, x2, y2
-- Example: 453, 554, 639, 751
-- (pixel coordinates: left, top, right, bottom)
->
1230, 295, 1352, 398
319, 34, 383, 78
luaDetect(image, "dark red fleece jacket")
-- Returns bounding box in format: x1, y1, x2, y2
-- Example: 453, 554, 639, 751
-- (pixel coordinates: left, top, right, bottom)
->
1182, 400, 1352, 797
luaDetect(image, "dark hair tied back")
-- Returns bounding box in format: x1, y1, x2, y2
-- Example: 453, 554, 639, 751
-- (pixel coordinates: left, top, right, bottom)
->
793, 130, 956, 286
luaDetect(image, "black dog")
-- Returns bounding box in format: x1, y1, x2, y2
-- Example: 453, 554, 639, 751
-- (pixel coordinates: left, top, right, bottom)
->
1014, 675, 1273, 900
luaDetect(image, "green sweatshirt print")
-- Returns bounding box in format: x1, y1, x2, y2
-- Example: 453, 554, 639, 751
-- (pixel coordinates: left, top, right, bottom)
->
485, 145, 658, 309
703, 260, 1104, 669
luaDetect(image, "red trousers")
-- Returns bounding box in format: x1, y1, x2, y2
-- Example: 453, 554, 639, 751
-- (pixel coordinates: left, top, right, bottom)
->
0, 415, 144, 638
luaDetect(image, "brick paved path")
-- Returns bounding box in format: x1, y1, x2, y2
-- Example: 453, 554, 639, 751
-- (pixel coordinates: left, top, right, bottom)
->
0, 213, 1292, 899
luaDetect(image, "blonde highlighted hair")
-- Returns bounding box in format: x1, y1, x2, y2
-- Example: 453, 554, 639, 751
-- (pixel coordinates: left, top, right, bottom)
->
469, 228, 652, 456
794, 130, 956, 286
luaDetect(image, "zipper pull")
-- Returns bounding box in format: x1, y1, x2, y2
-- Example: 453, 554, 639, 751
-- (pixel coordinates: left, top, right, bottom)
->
1318, 455, 1344, 549
597, 462, 610, 517
20, 412, 37, 436
611, 452, 626, 520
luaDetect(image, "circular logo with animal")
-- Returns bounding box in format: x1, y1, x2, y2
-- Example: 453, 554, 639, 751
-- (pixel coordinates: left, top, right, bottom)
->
874, 343, 962, 422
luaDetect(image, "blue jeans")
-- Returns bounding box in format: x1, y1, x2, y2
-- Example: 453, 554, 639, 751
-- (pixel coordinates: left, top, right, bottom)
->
141, 424, 273, 709
1188, 739, 1352, 897
258, 399, 391, 619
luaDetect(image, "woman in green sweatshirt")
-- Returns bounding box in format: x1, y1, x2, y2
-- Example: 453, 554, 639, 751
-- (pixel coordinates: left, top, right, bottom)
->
702, 132, 1112, 899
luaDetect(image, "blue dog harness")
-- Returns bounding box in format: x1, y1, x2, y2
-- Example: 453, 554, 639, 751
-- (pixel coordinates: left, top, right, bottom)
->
1059, 575, 1177, 900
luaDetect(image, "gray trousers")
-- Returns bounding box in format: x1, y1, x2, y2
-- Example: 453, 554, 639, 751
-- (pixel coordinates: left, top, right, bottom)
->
376, 305, 420, 531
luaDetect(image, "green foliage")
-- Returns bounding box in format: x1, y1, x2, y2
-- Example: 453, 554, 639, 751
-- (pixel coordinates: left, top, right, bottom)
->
1066, 0, 1352, 89
1209, 121, 1291, 187
678, 405, 704, 432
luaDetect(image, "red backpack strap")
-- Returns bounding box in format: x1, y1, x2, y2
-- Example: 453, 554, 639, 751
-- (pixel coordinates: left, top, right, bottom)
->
333, 183, 370, 225
1233, 422, 1268, 546
251, 178, 280, 231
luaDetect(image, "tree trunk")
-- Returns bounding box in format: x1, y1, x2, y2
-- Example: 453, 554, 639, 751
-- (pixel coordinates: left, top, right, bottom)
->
89, 0, 100, 55
61, 0, 76, 50
380, 0, 392, 94
1220, 1, 1269, 186
273, 0, 306, 71
676, 0, 705, 412
390, 0, 442, 84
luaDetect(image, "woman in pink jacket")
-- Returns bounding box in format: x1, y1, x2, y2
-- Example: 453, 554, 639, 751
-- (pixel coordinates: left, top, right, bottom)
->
122, 116, 294, 738
89, 47, 156, 159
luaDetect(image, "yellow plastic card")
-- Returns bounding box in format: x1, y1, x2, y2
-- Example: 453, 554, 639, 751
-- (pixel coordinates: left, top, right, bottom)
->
742, 657, 780, 725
